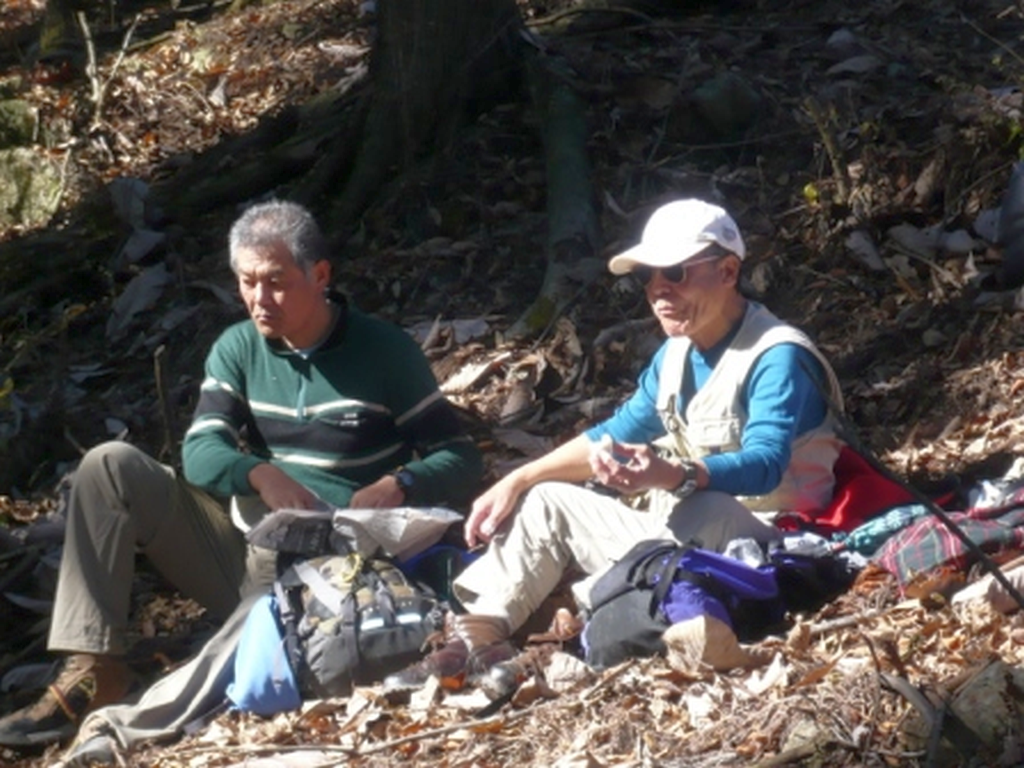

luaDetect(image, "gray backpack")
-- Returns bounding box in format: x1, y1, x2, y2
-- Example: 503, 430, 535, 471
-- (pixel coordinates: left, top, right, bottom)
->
275, 553, 443, 697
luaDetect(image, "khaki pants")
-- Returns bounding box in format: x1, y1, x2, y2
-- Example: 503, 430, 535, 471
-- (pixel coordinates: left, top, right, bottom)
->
48, 441, 273, 656
452, 481, 780, 633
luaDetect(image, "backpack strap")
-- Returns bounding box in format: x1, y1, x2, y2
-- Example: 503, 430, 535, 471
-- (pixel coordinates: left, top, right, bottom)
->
364, 562, 400, 627
644, 545, 725, 620
274, 580, 304, 678
291, 559, 345, 615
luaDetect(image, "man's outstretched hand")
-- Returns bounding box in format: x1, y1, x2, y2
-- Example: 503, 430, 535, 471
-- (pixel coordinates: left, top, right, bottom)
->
465, 474, 526, 548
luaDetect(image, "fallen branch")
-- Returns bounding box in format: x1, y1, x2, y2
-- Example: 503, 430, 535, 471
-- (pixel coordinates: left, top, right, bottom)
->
153, 344, 177, 469
803, 97, 849, 204
357, 702, 546, 756
878, 672, 983, 763
171, 700, 553, 762
959, 11, 1024, 69
579, 660, 631, 703
75, 11, 101, 111
805, 610, 881, 640
525, 4, 653, 29
76, 10, 141, 129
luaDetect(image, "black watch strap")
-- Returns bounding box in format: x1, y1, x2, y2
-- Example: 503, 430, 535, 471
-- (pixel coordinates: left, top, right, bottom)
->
392, 467, 416, 498
671, 460, 698, 496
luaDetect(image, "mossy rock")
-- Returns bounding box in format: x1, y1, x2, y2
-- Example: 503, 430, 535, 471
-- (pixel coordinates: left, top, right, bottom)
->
0, 101, 39, 149
0, 148, 62, 229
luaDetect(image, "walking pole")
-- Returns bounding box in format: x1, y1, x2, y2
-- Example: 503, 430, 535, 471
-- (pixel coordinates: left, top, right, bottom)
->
809, 363, 1024, 612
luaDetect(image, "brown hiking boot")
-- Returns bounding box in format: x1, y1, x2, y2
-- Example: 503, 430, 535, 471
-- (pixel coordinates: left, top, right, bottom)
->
383, 637, 517, 693
0, 655, 135, 747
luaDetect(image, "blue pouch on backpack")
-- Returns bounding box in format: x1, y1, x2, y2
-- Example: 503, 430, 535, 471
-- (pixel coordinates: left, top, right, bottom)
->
226, 592, 302, 715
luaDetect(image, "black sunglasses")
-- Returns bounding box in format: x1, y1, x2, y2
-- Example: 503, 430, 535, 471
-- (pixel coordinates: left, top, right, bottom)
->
631, 254, 723, 286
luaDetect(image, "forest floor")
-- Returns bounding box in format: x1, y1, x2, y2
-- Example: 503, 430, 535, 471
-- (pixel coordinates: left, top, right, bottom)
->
4, 0, 1024, 765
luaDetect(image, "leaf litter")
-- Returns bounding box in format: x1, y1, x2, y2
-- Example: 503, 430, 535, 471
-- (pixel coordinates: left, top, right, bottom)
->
6, 0, 1024, 765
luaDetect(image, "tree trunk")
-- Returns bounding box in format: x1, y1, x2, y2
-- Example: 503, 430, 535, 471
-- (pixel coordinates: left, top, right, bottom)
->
152, 1, 522, 225
507, 52, 602, 339
326, 0, 524, 230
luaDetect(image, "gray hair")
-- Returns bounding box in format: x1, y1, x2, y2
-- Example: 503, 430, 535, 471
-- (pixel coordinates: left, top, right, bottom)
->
228, 200, 331, 274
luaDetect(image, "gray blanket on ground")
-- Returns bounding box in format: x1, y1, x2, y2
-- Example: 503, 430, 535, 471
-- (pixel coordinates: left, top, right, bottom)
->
58, 592, 261, 766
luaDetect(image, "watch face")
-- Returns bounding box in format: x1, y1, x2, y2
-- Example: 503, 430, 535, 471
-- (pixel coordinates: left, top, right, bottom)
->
395, 469, 416, 491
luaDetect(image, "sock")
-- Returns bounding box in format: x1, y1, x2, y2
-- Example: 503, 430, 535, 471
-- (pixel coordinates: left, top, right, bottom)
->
452, 614, 510, 651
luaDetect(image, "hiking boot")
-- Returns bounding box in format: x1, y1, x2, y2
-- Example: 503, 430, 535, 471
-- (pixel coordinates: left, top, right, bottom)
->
0, 655, 135, 747
383, 638, 517, 693
478, 641, 565, 701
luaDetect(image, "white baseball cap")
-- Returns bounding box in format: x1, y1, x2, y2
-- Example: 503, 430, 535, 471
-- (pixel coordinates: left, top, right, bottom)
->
608, 199, 746, 275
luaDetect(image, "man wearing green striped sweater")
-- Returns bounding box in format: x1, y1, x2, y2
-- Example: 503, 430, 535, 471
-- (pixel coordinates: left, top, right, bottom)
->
0, 200, 482, 747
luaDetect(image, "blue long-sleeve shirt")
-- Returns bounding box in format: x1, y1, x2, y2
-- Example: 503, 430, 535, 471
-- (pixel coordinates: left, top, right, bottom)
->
585, 324, 829, 497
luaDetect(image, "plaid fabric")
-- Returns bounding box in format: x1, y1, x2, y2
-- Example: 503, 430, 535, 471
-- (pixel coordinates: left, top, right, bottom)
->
873, 487, 1024, 591
836, 503, 931, 556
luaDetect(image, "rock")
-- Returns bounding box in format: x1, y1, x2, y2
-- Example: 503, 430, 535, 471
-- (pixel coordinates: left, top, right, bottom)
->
662, 614, 771, 673
669, 71, 762, 143
827, 54, 883, 76
0, 148, 62, 229
824, 28, 863, 60
689, 71, 762, 139
993, 161, 1024, 289
781, 716, 822, 753
0, 100, 38, 148
846, 229, 886, 271
950, 659, 1024, 762
922, 328, 947, 348
902, 660, 1024, 767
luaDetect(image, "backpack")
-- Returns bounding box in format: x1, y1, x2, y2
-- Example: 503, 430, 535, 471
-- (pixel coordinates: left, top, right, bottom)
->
228, 552, 443, 713
275, 552, 444, 698
581, 540, 785, 670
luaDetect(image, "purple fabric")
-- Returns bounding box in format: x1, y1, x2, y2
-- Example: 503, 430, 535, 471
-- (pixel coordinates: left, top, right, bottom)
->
663, 580, 732, 627
676, 549, 779, 600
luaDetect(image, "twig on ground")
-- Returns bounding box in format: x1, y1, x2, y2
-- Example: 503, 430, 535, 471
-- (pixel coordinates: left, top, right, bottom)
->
579, 661, 631, 703
173, 701, 550, 762
803, 97, 850, 204
806, 610, 881, 639
154, 344, 177, 469
64, 425, 89, 456
103, 14, 142, 104
76, 11, 141, 128
75, 11, 102, 110
525, 5, 653, 29
35, 142, 76, 220
357, 703, 544, 755
959, 12, 1024, 69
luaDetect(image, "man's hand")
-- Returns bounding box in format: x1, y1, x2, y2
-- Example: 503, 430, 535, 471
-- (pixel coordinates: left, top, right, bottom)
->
589, 439, 701, 494
248, 463, 321, 511
465, 474, 526, 548
349, 475, 405, 509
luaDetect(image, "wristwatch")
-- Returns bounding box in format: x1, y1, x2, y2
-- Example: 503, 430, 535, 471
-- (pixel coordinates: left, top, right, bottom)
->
392, 467, 417, 500
671, 460, 698, 497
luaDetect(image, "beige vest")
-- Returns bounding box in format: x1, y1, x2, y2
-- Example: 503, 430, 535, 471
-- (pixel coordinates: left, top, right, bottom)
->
652, 302, 843, 517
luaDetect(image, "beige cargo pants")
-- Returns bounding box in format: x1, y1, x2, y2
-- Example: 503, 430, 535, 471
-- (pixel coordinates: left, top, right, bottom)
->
48, 441, 274, 656
452, 481, 780, 633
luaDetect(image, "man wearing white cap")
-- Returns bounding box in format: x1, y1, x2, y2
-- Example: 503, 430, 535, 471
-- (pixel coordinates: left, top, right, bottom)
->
385, 198, 844, 691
